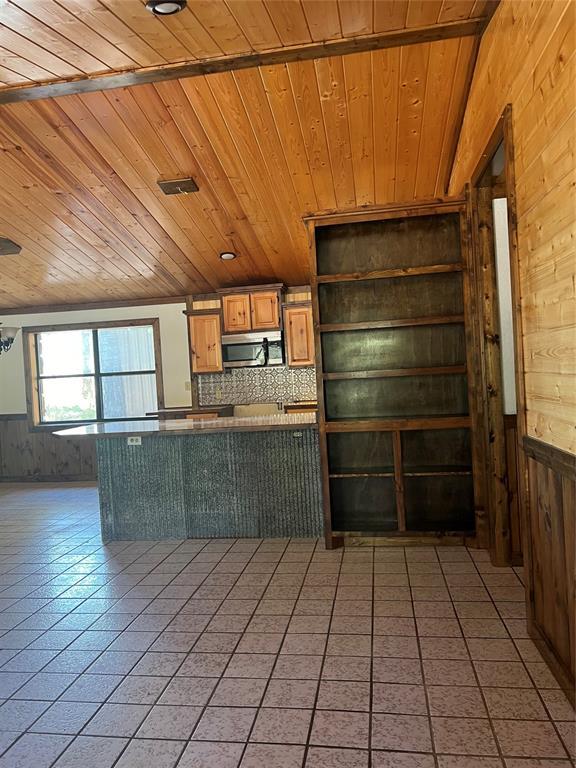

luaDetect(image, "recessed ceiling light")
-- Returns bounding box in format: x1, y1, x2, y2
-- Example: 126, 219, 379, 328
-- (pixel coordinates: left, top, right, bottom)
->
146, 0, 187, 16
220, 252, 237, 261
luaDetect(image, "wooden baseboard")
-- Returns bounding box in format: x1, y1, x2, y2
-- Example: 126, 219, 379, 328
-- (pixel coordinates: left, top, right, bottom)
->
528, 619, 575, 708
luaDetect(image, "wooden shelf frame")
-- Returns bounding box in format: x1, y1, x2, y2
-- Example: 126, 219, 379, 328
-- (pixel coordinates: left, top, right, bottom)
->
308, 201, 483, 549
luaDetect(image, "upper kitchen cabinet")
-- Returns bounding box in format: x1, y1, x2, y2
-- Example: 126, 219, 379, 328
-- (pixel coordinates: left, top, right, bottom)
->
188, 311, 223, 374
251, 291, 280, 331
220, 285, 283, 334
222, 294, 251, 333
284, 303, 315, 368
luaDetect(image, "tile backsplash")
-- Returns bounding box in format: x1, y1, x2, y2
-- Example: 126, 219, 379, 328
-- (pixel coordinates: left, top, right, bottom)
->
198, 366, 316, 406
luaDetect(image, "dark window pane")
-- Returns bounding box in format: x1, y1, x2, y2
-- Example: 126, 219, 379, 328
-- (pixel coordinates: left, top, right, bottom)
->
98, 326, 155, 373
40, 377, 97, 422
101, 374, 158, 419
37, 330, 94, 376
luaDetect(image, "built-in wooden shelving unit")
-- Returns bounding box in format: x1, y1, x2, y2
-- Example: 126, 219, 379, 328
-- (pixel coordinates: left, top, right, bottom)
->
308, 204, 479, 548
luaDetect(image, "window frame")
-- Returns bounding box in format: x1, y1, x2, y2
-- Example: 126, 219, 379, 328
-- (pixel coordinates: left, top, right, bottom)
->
23, 318, 165, 430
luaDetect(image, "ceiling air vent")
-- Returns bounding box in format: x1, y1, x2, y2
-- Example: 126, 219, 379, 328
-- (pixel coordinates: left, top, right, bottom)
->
157, 177, 199, 195
0, 237, 21, 256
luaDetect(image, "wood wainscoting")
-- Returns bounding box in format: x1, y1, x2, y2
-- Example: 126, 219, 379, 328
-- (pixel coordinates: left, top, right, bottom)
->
523, 435, 575, 706
0, 414, 96, 482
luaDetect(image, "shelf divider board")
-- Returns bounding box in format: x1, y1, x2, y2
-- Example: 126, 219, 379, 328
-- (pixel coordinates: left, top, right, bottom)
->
393, 430, 406, 532
323, 365, 466, 380
320, 315, 465, 333
316, 263, 463, 284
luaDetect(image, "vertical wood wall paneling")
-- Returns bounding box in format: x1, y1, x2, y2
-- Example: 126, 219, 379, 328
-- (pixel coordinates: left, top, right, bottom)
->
0, 415, 96, 481
524, 436, 575, 706
449, 0, 576, 455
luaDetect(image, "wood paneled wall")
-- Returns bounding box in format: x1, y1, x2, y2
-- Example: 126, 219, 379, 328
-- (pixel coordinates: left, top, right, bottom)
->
523, 436, 575, 705
0, 415, 96, 481
449, 0, 575, 455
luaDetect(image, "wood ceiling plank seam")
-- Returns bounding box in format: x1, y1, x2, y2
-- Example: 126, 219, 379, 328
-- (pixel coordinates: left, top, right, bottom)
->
175, 74, 293, 279
373, 0, 409, 33
413, 37, 461, 199
118, 81, 254, 281
372, 46, 401, 205
342, 51, 375, 206
435, 34, 477, 196
0, 2, 114, 74
0, 26, 82, 79
97, 0, 193, 62
0, 48, 56, 83
223, 0, 283, 50
437, 0, 478, 23
262, 0, 313, 46
299, 0, 342, 42
0, 185, 127, 286
0, 267, 67, 307
10, 0, 140, 71
312, 55, 356, 210
0, 116, 154, 282
394, 42, 430, 201
258, 63, 319, 213
232, 67, 310, 237
406, 0, 444, 28
184, 1, 253, 55
24, 97, 204, 291
201, 71, 308, 281
0, 205, 101, 288
288, 58, 341, 210
338, 0, 374, 37
0, 104, 195, 295
0, 143, 165, 286
155, 78, 279, 281
159, 6, 227, 60
0, 66, 30, 85
95, 87, 236, 288
54, 0, 167, 68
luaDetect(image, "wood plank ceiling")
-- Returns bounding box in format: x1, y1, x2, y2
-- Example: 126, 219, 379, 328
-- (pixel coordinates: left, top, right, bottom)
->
0, 0, 492, 89
0, 1, 491, 309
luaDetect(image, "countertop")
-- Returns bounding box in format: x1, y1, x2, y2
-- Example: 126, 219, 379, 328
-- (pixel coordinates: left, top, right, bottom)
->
55, 412, 317, 439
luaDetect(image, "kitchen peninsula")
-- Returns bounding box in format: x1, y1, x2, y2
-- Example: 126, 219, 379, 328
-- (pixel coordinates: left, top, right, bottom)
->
57, 413, 322, 542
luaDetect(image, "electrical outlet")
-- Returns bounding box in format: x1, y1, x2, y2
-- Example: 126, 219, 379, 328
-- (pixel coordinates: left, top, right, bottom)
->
127, 436, 142, 446
215, 386, 222, 402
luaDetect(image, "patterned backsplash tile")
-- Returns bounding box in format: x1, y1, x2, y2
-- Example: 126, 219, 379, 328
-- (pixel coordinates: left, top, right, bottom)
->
198, 366, 316, 406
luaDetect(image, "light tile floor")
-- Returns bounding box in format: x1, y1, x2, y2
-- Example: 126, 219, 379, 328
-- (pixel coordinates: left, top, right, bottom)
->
0, 483, 574, 768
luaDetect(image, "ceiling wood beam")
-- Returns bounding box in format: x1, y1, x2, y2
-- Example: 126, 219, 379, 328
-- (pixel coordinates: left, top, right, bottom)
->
0, 17, 488, 105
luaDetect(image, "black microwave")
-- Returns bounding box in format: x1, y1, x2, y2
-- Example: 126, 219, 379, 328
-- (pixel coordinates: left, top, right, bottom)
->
222, 331, 284, 368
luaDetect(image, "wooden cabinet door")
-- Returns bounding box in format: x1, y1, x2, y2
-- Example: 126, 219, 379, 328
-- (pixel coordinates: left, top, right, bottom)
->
284, 304, 315, 367
222, 294, 251, 333
189, 313, 223, 373
251, 291, 280, 330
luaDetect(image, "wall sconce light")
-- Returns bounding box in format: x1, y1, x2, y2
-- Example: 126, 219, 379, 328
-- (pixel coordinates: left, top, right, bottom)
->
0, 324, 20, 355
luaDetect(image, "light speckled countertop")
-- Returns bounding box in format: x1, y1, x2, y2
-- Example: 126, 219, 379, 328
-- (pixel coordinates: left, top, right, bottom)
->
55, 412, 317, 439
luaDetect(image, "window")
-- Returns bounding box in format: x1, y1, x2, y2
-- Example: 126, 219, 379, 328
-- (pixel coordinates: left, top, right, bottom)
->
25, 320, 164, 425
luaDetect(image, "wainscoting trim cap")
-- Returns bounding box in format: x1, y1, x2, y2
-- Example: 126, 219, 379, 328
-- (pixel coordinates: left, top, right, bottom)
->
523, 435, 576, 482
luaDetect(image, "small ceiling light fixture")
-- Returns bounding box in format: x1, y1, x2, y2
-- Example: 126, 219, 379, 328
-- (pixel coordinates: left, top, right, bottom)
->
219, 252, 237, 261
0, 323, 20, 355
146, 0, 187, 15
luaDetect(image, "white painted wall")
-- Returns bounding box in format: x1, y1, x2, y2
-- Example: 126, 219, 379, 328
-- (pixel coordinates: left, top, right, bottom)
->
492, 197, 517, 415
0, 302, 191, 414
